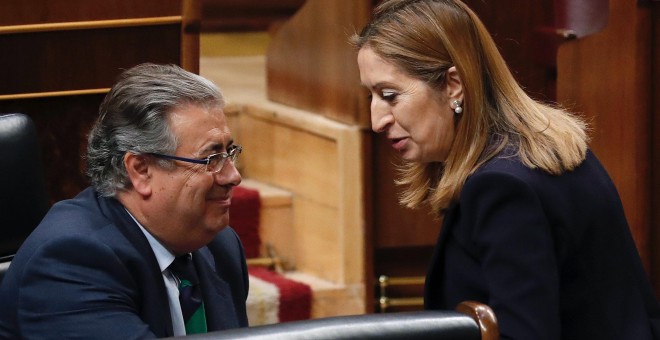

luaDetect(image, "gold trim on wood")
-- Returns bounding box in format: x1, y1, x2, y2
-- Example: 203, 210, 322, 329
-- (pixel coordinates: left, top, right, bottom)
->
246, 244, 285, 273
247, 257, 280, 267
246, 256, 284, 274
0, 88, 111, 101
379, 297, 424, 309
377, 275, 425, 312
378, 275, 425, 287
0, 16, 182, 35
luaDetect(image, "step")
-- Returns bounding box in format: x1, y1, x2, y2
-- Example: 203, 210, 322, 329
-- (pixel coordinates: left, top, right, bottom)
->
238, 179, 364, 321
239, 178, 294, 268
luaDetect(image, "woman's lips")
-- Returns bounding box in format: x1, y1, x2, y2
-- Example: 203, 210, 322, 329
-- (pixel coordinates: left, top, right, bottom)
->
391, 137, 407, 152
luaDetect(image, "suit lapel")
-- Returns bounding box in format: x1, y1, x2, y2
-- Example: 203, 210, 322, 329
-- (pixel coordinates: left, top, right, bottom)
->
96, 193, 175, 337
193, 247, 240, 331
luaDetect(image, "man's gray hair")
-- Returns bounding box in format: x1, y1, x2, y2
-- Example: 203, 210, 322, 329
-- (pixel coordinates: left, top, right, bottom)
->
86, 63, 225, 197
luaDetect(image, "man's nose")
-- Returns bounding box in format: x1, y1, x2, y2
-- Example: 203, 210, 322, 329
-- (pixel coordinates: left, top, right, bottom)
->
215, 160, 242, 187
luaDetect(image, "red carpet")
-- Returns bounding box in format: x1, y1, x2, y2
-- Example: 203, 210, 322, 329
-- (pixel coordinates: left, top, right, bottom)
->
249, 266, 312, 322
231, 185, 312, 325
231, 185, 261, 258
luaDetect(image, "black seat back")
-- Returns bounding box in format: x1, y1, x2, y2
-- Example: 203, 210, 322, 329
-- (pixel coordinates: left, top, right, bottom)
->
176, 310, 482, 340
0, 113, 49, 280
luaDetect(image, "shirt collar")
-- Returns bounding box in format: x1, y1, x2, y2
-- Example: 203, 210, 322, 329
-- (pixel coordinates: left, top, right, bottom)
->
125, 208, 176, 273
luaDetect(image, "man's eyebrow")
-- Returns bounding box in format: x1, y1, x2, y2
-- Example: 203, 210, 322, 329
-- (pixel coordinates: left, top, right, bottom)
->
202, 140, 234, 154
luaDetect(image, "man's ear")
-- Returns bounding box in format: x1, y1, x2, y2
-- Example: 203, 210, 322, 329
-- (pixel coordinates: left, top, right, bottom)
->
124, 153, 152, 197
446, 66, 464, 102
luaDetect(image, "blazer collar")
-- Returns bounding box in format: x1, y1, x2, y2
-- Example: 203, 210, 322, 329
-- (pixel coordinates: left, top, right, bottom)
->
94, 190, 175, 337
193, 247, 241, 331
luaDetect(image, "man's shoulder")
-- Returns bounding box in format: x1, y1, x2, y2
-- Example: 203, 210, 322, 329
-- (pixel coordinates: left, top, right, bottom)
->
20, 187, 137, 258
37, 188, 114, 233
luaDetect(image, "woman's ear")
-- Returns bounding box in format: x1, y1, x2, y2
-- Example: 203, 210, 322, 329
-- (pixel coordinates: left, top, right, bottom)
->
446, 66, 464, 102
124, 153, 152, 197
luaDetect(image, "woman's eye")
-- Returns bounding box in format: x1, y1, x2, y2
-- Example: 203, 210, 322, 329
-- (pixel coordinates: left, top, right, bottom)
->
381, 90, 397, 101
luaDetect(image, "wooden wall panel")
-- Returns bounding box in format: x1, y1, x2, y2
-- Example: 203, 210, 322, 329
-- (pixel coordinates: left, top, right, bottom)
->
463, 0, 555, 101
0, 0, 181, 24
0, 0, 200, 204
225, 100, 366, 304
557, 0, 653, 268
200, 0, 304, 32
266, 0, 373, 127
0, 96, 103, 203
0, 26, 181, 95
372, 134, 441, 248
650, 0, 660, 293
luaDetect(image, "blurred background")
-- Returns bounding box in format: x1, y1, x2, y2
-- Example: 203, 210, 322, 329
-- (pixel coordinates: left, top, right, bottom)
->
1, 0, 659, 324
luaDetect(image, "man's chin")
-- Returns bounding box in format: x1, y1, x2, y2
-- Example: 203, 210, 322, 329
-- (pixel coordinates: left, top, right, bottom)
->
206, 211, 229, 226
194, 224, 227, 250
206, 216, 229, 232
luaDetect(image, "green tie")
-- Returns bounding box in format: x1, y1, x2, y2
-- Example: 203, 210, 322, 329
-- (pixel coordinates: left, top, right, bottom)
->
170, 255, 207, 334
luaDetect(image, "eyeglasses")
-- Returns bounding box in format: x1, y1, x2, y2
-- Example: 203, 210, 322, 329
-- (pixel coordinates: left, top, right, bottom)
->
148, 144, 242, 173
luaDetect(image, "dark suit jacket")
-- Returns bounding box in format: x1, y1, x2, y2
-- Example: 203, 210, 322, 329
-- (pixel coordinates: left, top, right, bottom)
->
0, 187, 249, 339
425, 150, 660, 339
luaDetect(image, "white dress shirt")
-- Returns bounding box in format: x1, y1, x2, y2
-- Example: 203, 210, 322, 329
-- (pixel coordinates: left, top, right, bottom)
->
126, 210, 187, 336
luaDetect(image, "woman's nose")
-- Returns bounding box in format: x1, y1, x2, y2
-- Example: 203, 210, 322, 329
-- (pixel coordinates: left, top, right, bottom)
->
371, 101, 393, 133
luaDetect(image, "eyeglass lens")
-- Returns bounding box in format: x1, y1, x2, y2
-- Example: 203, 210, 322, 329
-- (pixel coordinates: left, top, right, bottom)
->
208, 146, 241, 173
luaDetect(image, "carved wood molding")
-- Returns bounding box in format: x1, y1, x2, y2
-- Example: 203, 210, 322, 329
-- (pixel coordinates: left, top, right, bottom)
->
0, 17, 181, 35
0, 89, 110, 101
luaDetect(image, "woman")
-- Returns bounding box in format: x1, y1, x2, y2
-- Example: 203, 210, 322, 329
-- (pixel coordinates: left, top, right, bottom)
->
354, 0, 660, 339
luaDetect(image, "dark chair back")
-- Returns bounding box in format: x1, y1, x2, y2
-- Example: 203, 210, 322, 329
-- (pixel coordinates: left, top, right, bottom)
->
173, 301, 499, 340
0, 113, 49, 280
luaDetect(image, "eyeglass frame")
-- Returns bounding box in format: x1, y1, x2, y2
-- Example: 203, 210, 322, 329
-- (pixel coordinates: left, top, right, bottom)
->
147, 144, 242, 173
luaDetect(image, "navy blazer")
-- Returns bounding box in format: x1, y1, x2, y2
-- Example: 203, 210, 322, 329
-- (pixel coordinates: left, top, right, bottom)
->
0, 187, 249, 339
425, 150, 660, 339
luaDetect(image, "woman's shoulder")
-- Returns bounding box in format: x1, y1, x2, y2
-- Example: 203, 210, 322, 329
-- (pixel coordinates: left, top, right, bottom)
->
465, 148, 611, 206
464, 147, 581, 200
474, 146, 597, 179
473, 147, 531, 177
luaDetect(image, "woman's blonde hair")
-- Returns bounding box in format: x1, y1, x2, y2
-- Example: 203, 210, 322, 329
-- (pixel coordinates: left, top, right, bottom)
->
353, 0, 588, 213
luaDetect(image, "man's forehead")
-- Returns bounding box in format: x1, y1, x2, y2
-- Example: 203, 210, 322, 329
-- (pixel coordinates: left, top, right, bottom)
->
168, 105, 232, 151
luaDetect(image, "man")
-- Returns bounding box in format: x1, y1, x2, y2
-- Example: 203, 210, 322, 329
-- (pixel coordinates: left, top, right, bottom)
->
0, 63, 249, 338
